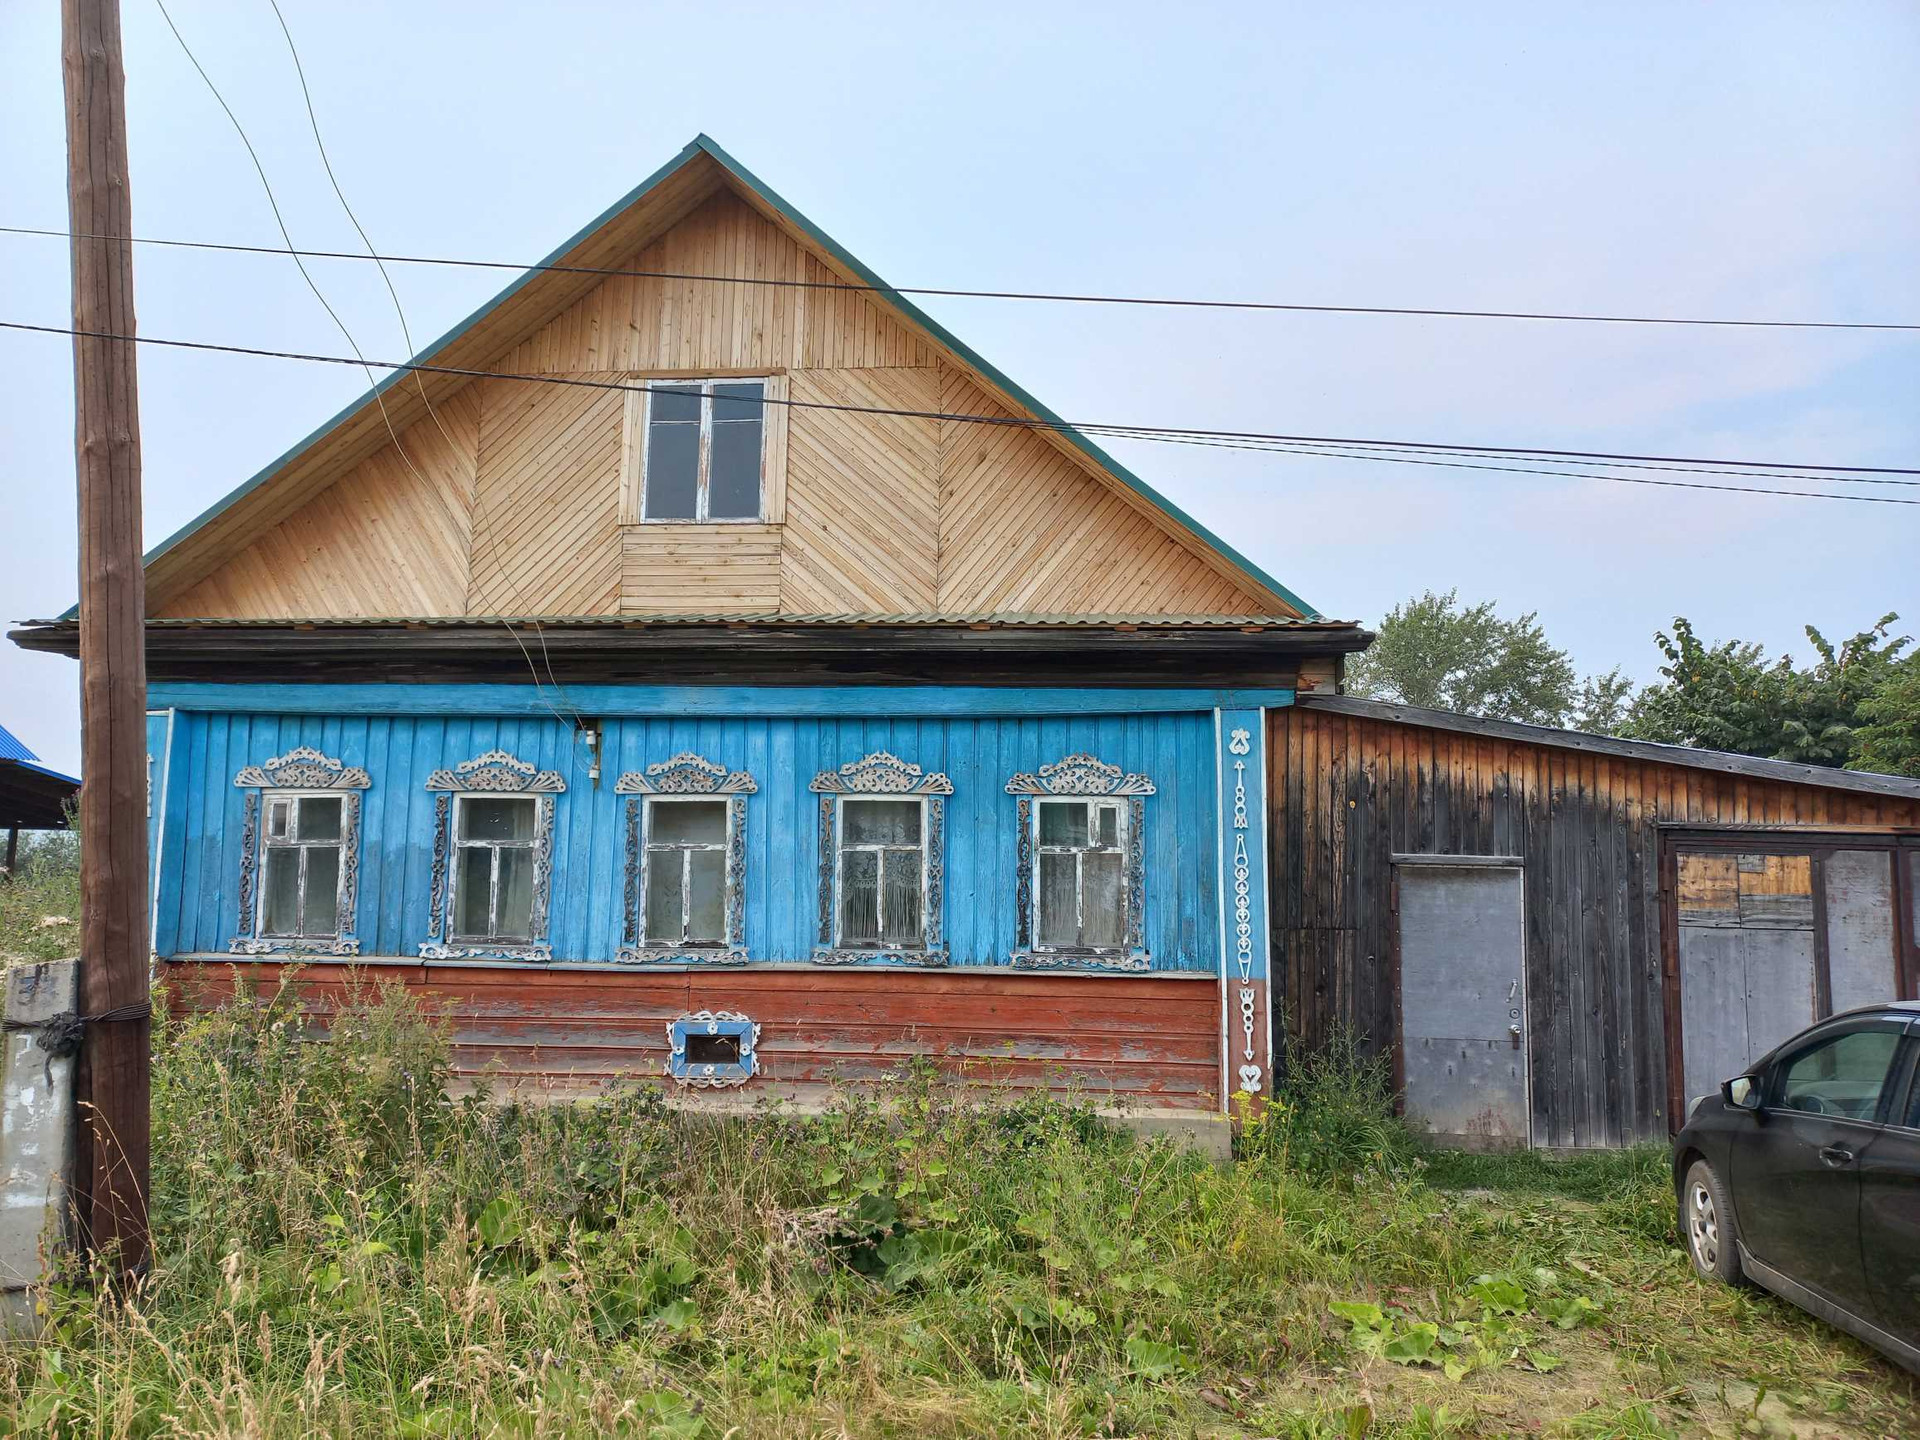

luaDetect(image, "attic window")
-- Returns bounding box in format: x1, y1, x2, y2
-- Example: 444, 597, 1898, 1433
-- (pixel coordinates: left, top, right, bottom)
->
623, 377, 787, 524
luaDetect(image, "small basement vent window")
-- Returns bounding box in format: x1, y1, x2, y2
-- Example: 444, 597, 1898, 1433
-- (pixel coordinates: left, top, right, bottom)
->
667, 1011, 759, 1088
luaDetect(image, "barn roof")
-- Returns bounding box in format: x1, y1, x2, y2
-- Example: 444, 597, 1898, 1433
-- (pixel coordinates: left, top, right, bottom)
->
1297, 693, 1920, 801
114, 135, 1320, 622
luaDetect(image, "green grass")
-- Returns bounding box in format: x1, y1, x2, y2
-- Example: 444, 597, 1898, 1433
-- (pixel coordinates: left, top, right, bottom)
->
0, 976, 1913, 1437
0, 829, 81, 965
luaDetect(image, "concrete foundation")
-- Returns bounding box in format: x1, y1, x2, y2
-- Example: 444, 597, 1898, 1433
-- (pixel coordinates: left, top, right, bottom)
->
1, 959, 78, 1339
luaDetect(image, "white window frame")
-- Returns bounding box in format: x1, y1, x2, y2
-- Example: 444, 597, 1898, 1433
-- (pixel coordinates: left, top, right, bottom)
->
1031, 796, 1130, 956
834, 795, 930, 952
641, 795, 732, 949
621, 375, 787, 526
256, 790, 349, 942
450, 793, 541, 945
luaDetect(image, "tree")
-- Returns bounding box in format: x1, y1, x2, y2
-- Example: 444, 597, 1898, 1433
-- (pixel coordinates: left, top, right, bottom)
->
1346, 589, 1631, 729
1622, 614, 1912, 769
1851, 654, 1920, 778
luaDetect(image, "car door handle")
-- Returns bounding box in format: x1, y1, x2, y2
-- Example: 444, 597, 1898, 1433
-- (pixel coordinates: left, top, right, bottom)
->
1819, 1144, 1856, 1168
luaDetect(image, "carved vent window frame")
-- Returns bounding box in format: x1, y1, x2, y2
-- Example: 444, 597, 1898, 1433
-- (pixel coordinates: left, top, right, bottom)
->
231, 747, 370, 957
421, 750, 565, 963
615, 753, 755, 965
666, 1010, 760, 1088
1006, 754, 1154, 971
809, 751, 951, 967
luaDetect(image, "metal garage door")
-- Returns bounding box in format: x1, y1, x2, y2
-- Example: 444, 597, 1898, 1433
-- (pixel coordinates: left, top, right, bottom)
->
1397, 860, 1529, 1146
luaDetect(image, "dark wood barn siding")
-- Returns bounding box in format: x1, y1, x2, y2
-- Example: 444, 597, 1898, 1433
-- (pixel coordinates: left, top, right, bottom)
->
1268, 708, 1920, 1148
165, 960, 1222, 1108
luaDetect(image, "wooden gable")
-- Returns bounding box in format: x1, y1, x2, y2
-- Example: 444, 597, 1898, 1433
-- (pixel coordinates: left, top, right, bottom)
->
150, 147, 1302, 622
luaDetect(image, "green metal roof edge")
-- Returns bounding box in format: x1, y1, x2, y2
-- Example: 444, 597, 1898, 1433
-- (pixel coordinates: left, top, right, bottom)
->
95, 134, 1320, 622
684, 136, 1321, 620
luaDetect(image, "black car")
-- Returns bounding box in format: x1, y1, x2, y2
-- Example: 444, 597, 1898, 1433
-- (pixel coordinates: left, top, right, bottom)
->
1673, 1001, 1920, 1372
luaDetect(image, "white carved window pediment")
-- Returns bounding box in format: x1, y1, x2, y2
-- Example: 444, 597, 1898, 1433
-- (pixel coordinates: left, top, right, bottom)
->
230, 748, 368, 958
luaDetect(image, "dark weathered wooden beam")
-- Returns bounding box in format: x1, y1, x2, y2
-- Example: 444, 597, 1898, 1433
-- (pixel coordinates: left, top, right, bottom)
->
63, 0, 151, 1274
8, 618, 1368, 689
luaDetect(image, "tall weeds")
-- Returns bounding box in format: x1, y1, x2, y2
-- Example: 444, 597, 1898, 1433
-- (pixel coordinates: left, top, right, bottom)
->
0, 980, 1907, 1437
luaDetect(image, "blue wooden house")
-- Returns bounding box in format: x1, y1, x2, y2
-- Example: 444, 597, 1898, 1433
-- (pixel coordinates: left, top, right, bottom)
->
13, 137, 1365, 1129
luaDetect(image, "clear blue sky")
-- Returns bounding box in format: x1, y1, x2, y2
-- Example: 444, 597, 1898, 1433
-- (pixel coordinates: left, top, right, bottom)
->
3, 1, 1915, 775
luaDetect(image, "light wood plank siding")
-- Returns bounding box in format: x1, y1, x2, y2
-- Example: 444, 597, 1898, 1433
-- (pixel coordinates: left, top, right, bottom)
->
621, 525, 783, 612
1269, 705, 1920, 1148
155, 189, 1282, 621
156, 389, 481, 619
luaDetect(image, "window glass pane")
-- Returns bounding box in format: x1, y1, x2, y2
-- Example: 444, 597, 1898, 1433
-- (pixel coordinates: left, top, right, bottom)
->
298, 795, 342, 842
495, 847, 535, 942
843, 799, 920, 847
1038, 851, 1077, 947
1083, 851, 1124, 949
644, 851, 684, 943
644, 420, 700, 519
460, 797, 534, 843
841, 849, 880, 945
303, 846, 340, 935
1778, 1029, 1899, 1120
650, 383, 702, 424
455, 847, 494, 938
707, 421, 762, 519
1094, 804, 1120, 848
710, 381, 764, 420
687, 849, 726, 943
267, 798, 291, 840
650, 799, 726, 846
881, 849, 923, 946
261, 847, 301, 936
1039, 801, 1087, 847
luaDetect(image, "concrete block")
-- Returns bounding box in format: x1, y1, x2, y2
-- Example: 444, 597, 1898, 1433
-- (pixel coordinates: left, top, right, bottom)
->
1, 959, 78, 1338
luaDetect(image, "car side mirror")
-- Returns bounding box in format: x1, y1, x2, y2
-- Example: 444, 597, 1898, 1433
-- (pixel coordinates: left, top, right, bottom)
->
1722, 1075, 1761, 1111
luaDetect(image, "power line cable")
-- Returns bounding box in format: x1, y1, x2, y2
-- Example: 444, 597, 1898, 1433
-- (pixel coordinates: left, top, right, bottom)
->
260, 0, 586, 746
5, 318, 1916, 508
6, 315, 1912, 479
6, 223, 1916, 334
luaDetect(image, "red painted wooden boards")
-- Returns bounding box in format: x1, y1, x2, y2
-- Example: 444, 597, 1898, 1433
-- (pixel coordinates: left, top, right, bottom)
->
163, 962, 1222, 1111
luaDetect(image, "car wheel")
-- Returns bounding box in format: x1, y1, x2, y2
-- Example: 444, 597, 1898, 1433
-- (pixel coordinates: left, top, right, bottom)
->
1681, 1159, 1743, 1285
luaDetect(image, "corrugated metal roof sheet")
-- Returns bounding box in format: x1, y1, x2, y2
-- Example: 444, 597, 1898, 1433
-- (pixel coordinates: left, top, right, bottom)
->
0, 722, 40, 764
21, 612, 1359, 631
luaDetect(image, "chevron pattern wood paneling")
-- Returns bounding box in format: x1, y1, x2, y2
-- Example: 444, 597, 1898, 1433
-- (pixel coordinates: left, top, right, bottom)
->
777, 367, 941, 612
934, 367, 1268, 614
466, 378, 623, 616
155, 389, 481, 618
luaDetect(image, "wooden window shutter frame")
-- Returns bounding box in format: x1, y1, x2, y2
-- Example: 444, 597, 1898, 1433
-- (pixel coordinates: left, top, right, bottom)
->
762, 373, 789, 524
618, 379, 647, 526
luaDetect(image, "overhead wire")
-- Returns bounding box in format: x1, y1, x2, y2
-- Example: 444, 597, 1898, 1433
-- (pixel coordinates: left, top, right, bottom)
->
3, 318, 1916, 507
263, 0, 587, 744
5, 223, 1917, 334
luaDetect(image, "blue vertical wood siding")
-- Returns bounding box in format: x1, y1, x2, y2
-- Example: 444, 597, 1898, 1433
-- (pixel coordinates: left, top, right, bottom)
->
151, 703, 1224, 971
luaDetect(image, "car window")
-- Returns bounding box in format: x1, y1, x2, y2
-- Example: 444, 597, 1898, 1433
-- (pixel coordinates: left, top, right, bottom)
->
1774, 1028, 1900, 1121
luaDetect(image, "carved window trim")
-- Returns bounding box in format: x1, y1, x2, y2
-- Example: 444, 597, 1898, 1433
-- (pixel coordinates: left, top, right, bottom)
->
230, 748, 369, 957
666, 1010, 760, 1088
1006, 754, 1153, 971
809, 751, 950, 966
421, 750, 565, 962
614, 754, 755, 965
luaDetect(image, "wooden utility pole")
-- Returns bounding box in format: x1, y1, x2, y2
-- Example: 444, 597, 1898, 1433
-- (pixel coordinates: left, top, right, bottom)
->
62, 0, 151, 1274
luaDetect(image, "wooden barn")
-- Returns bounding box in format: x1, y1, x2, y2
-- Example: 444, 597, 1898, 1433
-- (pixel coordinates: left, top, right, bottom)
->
1272, 696, 1920, 1148
12, 136, 1918, 1148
